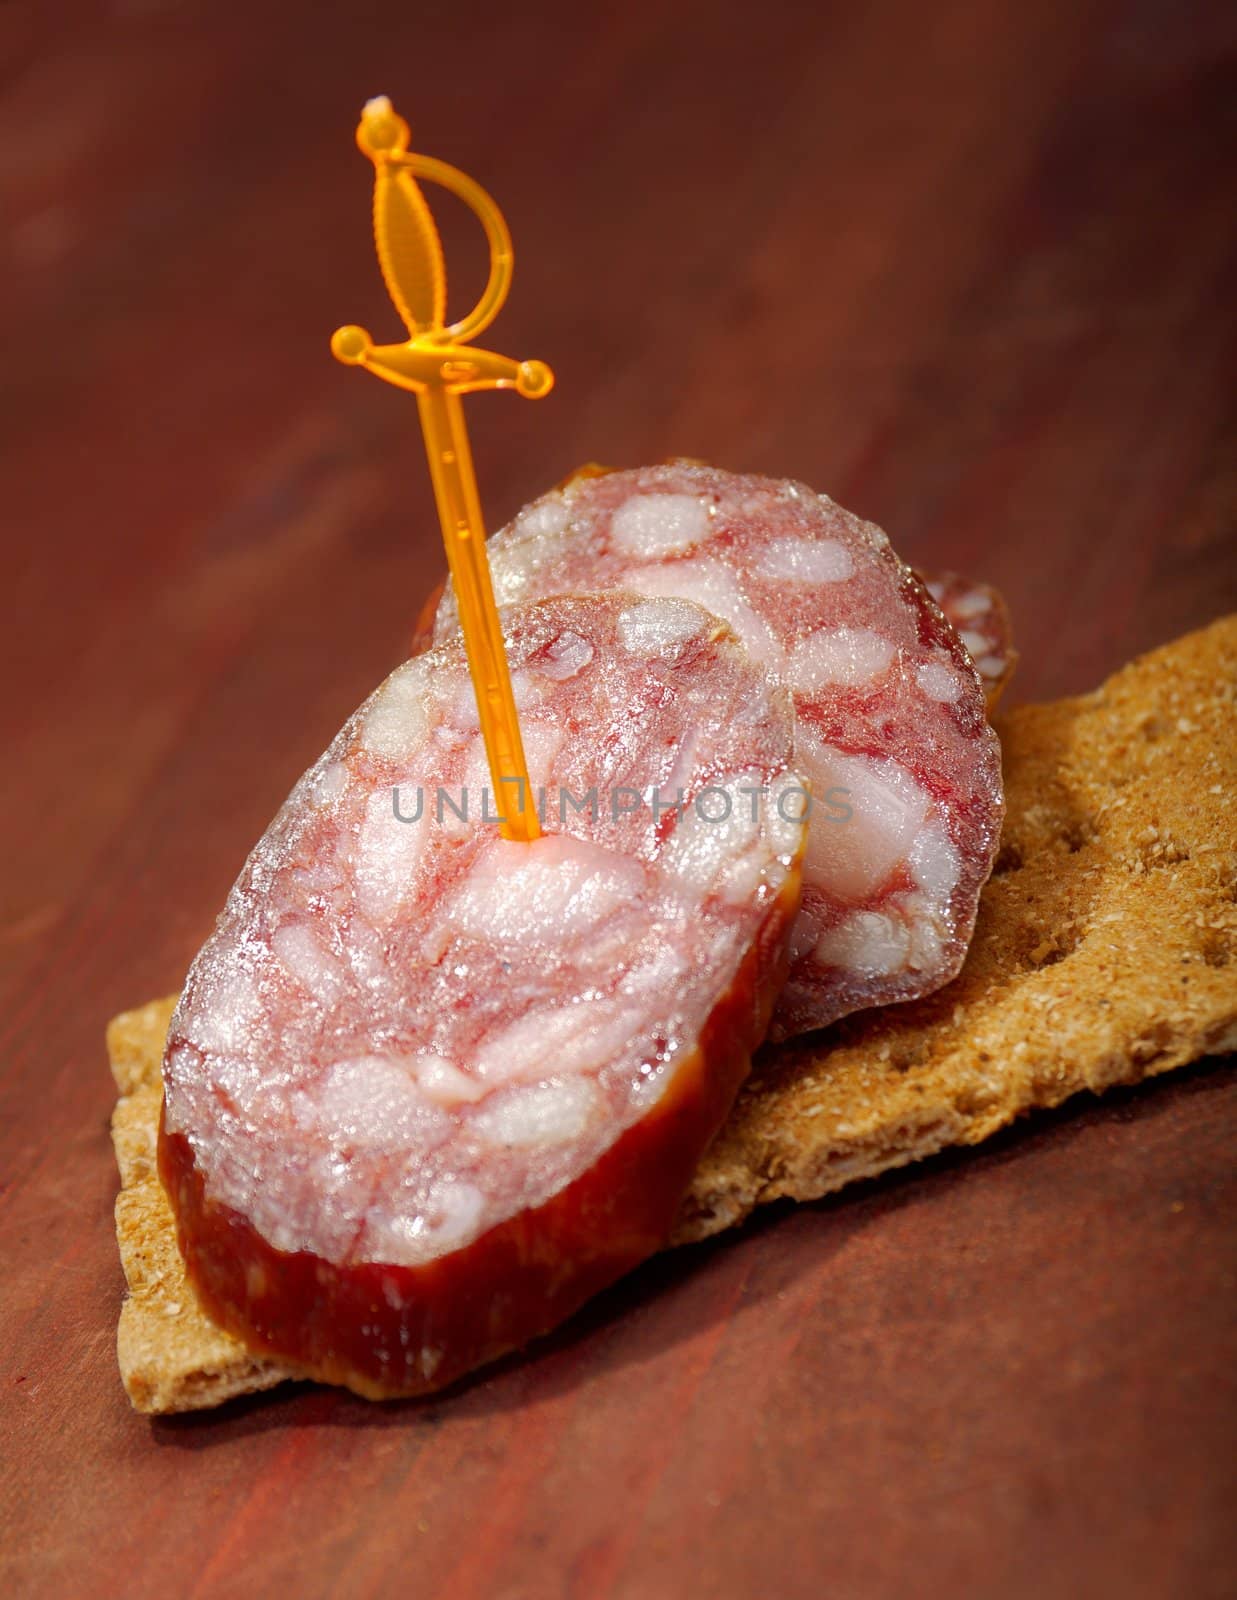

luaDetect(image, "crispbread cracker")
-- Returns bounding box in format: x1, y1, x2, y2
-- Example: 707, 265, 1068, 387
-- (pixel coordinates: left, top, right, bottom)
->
109, 1001, 299, 1412
110, 617, 1237, 1412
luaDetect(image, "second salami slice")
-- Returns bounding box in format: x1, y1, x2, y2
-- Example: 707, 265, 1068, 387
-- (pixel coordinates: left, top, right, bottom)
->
160, 593, 806, 1397
920, 570, 1017, 709
433, 464, 1004, 1039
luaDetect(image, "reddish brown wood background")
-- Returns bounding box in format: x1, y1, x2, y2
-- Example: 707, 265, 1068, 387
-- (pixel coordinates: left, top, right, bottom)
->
2, 1, 1235, 1595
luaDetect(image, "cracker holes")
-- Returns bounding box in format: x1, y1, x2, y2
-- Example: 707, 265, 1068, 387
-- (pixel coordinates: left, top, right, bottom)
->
992, 841, 1024, 876
1061, 818, 1096, 853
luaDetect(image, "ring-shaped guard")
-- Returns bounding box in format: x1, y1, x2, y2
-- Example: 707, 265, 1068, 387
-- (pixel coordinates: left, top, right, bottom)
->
331, 97, 553, 842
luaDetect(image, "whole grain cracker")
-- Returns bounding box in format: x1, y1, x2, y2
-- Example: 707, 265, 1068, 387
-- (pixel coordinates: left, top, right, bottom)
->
110, 617, 1237, 1412
109, 1001, 299, 1412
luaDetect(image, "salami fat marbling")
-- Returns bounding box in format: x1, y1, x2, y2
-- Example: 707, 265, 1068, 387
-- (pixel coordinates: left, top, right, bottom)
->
434, 465, 1004, 1040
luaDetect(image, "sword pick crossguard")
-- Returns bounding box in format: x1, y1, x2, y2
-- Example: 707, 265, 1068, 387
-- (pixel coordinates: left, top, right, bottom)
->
332, 94, 554, 395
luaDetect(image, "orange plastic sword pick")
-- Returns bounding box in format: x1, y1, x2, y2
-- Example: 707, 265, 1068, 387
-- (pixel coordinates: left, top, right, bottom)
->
331, 95, 553, 842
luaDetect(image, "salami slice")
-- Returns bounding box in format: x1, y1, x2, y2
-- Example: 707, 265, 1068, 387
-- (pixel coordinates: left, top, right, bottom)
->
433, 465, 1004, 1040
920, 570, 1017, 709
415, 565, 1017, 710
160, 594, 806, 1397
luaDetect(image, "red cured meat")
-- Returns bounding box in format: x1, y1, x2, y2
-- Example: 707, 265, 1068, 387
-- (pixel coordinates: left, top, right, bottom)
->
160, 593, 806, 1397
433, 465, 1004, 1040
920, 570, 1017, 710
415, 565, 1017, 708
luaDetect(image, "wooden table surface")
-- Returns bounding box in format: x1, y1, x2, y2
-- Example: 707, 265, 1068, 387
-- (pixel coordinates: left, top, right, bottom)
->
3, 1, 1235, 1595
